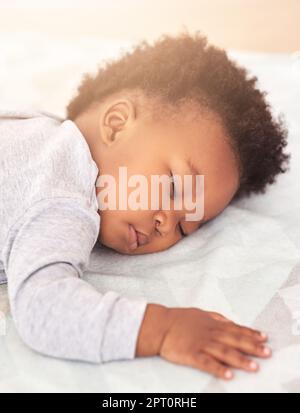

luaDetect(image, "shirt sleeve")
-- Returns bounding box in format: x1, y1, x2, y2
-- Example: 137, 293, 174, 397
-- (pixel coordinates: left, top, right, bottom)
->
2, 197, 148, 363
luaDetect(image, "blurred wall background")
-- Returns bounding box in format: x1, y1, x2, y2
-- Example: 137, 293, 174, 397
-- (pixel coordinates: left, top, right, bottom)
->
1, 0, 299, 117
1, 0, 300, 52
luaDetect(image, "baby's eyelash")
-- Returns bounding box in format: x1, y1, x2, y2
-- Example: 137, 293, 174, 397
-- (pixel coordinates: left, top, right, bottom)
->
170, 173, 186, 238
178, 222, 186, 237
170, 172, 175, 198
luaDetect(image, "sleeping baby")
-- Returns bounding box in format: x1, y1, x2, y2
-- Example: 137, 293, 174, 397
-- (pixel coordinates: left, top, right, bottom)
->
0, 31, 290, 380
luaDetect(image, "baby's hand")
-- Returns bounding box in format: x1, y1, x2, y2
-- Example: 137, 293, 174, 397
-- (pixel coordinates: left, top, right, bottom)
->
159, 307, 271, 380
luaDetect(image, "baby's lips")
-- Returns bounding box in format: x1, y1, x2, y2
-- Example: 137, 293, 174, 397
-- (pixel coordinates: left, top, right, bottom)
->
136, 231, 149, 246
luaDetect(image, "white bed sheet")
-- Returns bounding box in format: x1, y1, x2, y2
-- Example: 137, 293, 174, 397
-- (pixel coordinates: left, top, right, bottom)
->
0, 33, 300, 392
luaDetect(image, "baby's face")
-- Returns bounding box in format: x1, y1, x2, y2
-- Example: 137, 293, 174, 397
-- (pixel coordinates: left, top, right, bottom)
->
75, 98, 239, 255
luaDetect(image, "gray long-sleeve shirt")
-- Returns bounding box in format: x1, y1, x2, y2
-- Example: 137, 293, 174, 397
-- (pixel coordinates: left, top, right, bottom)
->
0, 110, 148, 363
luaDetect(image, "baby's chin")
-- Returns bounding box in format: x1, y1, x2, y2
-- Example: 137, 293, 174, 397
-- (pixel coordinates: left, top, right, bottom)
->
98, 236, 131, 255
98, 233, 176, 255
104, 241, 153, 255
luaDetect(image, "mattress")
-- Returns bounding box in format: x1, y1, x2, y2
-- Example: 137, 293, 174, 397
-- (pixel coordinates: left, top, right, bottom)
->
0, 33, 300, 392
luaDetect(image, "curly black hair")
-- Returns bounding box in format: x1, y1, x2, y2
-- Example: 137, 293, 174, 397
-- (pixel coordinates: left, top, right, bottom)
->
66, 29, 290, 201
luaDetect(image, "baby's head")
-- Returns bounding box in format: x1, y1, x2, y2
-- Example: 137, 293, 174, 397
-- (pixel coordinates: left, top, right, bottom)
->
66, 31, 290, 255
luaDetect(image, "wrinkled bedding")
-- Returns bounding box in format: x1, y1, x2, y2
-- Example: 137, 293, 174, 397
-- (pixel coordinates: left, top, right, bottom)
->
0, 33, 300, 392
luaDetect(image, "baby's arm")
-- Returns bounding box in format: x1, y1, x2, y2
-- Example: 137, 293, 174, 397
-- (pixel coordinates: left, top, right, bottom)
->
2, 197, 148, 363
2, 195, 272, 378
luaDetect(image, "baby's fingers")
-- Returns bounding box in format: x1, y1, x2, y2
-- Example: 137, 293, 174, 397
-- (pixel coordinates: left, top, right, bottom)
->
225, 322, 268, 342
209, 311, 231, 322
190, 353, 233, 380
215, 331, 272, 358
206, 342, 259, 373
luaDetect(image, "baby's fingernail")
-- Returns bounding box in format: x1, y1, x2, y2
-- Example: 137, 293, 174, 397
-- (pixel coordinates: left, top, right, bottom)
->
249, 361, 259, 371
262, 346, 272, 356
259, 331, 268, 339
224, 370, 233, 379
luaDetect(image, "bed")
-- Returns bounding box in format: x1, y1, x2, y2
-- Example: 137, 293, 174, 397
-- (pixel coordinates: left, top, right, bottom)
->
0, 33, 300, 392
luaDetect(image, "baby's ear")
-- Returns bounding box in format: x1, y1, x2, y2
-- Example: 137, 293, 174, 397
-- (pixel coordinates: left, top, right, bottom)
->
101, 125, 117, 146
